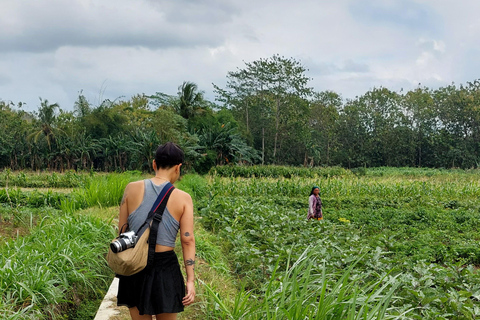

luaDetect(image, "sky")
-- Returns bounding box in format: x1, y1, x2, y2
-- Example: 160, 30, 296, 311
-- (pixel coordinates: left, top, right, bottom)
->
1, 0, 479, 112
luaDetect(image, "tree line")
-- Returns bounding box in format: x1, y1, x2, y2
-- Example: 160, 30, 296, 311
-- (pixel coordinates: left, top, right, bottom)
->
2, 54, 480, 172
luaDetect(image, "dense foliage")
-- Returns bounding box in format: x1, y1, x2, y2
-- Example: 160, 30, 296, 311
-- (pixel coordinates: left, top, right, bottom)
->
0, 85, 258, 174
3, 56, 480, 171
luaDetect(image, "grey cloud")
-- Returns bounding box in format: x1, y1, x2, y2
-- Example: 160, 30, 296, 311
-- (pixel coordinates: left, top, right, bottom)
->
305, 61, 340, 76
1, 29, 221, 53
416, 39, 445, 56
0, 74, 12, 86
317, 74, 413, 100
158, 0, 240, 24
306, 59, 369, 76
349, 0, 442, 36
0, 0, 239, 53
457, 48, 480, 83
341, 60, 370, 73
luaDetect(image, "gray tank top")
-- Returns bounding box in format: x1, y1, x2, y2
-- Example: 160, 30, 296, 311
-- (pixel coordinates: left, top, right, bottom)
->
127, 180, 180, 247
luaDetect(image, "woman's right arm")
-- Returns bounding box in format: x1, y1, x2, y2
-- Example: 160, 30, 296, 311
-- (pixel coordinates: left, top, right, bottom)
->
118, 183, 131, 232
308, 195, 314, 213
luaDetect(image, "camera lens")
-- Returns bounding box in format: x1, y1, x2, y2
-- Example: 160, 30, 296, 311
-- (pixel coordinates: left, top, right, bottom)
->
110, 242, 119, 253
110, 239, 127, 253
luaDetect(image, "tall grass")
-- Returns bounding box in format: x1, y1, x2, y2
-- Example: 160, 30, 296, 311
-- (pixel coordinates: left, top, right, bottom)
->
209, 165, 480, 179
0, 169, 88, 188
207, 175, 480, 203
202, 247, 411, 320
209, 165, 350, 178
363, 167, 480, 178
60, 172, 144, 213
0, 211, 115, 319
0, 188, 65, 208
0, 171, 145, 211
0, 171, 147, 319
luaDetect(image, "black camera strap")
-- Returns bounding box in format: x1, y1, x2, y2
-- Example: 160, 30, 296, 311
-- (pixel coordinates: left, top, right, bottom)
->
146, 182, 175, 268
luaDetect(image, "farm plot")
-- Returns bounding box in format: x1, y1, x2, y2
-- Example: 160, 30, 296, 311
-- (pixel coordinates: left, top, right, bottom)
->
198, 168, 480, 319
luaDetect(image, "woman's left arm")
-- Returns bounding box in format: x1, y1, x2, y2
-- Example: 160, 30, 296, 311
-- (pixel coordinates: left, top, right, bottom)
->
180, 193, 196, 306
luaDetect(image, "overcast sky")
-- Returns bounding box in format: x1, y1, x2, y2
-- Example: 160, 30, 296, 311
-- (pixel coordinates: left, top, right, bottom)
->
1, 0, 479, 112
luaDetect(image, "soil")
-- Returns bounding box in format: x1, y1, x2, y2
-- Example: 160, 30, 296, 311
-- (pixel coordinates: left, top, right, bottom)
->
0, 219, 30, 240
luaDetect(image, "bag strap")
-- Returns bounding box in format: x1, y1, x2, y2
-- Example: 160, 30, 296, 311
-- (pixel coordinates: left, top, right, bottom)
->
119, 223, 129, 235
147, 181, 175, 220
147, 182, 175, 267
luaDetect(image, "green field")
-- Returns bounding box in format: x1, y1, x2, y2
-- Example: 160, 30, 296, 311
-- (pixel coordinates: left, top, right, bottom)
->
1, 167, 480, 319
199, 167, 480, 319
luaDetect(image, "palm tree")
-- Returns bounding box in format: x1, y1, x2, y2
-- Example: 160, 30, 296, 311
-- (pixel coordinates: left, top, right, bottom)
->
27, 98, 66, 169
28, 98, 62, 150
177, 81, 204, 119
74, 92, 91, 118
71, 130, 98, 170
130, 128, 161, 171
198, 123, 260, 165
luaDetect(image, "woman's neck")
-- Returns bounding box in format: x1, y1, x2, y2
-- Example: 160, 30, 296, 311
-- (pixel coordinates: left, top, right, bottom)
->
153, 169, 176, 184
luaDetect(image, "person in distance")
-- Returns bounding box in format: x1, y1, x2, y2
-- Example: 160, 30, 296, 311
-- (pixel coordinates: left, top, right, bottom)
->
307, 186, 323, 221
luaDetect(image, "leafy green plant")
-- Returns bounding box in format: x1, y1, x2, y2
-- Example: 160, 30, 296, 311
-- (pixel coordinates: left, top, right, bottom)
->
197, 168, 480, 319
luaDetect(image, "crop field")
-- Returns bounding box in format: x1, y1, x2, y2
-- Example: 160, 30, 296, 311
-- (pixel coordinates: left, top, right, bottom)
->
199, 167, 480, 319
1, 167, 480, 319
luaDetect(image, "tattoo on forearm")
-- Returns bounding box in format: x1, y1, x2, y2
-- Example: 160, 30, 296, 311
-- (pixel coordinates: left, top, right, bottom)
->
184, 232, 190, 237
186, 259, 195, 267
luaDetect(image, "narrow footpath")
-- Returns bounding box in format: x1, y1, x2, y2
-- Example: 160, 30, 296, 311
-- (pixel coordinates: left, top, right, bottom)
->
93, 278, 130, 320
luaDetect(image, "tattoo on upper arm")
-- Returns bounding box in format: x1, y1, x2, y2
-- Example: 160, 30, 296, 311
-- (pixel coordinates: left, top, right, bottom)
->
186, 259, 195, 267
184, 232, 191, 237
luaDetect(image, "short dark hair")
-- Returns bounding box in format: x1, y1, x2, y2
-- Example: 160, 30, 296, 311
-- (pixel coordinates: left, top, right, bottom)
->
154, 142, 184, 169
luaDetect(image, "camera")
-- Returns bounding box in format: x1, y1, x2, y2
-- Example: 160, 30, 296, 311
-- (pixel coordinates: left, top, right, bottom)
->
110, 230, 138, 253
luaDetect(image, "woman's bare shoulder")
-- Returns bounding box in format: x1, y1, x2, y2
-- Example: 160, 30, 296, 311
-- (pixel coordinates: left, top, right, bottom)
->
124, 180, 145, 195
172, 188, 193, 202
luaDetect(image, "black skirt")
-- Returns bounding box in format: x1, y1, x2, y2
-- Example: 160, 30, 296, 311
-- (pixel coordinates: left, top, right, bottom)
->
117, 250, 185, 315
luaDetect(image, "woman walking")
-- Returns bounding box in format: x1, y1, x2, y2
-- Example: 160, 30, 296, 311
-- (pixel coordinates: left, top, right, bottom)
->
307, 186, 323, 221
116, 142, 195, 320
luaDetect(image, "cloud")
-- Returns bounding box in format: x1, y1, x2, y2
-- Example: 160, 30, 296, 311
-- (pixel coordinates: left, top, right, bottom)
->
349, 0, 442, 35
416, 38, 446, 54
0, 73, 12, 86
305, 59, 370, 77
1, 0, 480, 111
0, 0, 240, 53
341, 60, 370, 73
